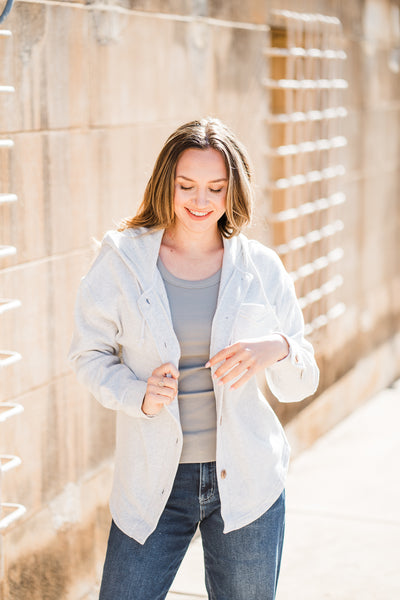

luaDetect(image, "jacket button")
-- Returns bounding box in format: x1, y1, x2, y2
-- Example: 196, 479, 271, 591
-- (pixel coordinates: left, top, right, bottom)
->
220, 469, 227, 479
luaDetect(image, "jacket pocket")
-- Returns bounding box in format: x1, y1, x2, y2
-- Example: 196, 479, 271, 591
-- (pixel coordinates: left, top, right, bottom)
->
231, 302, 280, 342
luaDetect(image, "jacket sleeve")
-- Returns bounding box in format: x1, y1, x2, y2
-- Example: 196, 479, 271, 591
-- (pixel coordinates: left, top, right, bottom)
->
68, 278, 150, 418
265, 253, 320, 403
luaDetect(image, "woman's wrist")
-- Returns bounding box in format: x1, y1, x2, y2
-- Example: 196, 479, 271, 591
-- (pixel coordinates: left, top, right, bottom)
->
141, 397, 157, 417
275, 334, 290, 362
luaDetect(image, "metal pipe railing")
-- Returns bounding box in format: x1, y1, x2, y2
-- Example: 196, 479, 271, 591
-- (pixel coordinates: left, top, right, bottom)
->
0, 402, 24, 423
0, 12, 25, 545
0, 0, 15, 25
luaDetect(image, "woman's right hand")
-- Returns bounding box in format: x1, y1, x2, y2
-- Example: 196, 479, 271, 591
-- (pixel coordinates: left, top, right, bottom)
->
141, 363, 179, 416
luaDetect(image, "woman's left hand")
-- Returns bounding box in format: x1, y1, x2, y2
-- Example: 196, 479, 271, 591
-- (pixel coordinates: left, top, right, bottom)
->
206, 334, 289, 390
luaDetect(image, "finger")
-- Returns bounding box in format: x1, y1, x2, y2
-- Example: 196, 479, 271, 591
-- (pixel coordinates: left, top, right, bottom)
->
214, 347, 251, 379
145, 396, 172, 412
150, 395, 173, 406
217, 362, 252, 386
206, 344, 240, 368
148, 374, 178, 392
230, 369, 254, 390
157, 376, 178, 392
159, 362, 179, 379
147, 384, 176, 400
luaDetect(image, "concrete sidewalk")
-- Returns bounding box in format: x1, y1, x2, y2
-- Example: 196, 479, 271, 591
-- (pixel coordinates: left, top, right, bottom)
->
167, 380, 400, 599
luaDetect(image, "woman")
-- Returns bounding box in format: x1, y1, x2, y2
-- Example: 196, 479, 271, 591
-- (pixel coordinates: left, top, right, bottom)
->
69, 118, 319, 600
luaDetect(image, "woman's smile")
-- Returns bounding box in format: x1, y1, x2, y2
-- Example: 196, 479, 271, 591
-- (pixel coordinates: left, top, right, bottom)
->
185, 207, 214, 219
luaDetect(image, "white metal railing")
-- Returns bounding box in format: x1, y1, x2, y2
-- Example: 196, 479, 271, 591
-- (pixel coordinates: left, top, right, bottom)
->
0, 350, 22, 368
0, 402, 24, 423
271, 9, 341, 26
0, 298, 21, 314
268, 165, 346, 191
0, 455, 21, 473
0, 245, 16, 258
0, 504, 26, 532
266, 137, 347, 158
0, 24, 25, 539
264, 47, 347, 60
290, 248, 344, 283
298, 275, 343, 310
0, 193, 17, 204
266, 7, 347, 335
274, 221, 344, 256
270, 193, 345, 223
266, 107, 348, 124
264, 77, 348, 90
304, 303, 346, 336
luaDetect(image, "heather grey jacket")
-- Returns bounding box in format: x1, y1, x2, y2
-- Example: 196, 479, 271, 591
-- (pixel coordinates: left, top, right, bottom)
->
69, 227, 319, 543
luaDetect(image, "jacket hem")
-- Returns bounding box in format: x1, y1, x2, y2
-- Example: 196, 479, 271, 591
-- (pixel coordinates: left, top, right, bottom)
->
222, 482, 286, 535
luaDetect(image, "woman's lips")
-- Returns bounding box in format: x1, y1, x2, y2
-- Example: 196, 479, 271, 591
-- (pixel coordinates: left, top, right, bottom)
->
185, 207, 213, 219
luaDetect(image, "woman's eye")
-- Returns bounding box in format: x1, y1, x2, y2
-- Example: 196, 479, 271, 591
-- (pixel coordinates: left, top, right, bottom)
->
180, 185, 193, 191
210, 188, 223, 193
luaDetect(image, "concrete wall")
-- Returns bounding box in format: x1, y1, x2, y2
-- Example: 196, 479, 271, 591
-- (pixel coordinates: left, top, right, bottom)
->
0, 1, 399, 598
0, 3, 268, 598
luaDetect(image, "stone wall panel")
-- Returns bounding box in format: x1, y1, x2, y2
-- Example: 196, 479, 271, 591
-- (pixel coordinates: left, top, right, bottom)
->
42, 131, 99, 256
4, 3, 89, 133
362, 108, 400, 172
0, 249, 95, 400
1, 470, 112, 600
212, 26, 267, 132
342, 109, 364, 173
0, 375, 115, 516
88, 13, 210, 126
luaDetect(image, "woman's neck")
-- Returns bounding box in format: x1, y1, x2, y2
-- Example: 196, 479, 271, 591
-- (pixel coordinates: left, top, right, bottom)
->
162, 225, 223, 257
160, 226, 224, 280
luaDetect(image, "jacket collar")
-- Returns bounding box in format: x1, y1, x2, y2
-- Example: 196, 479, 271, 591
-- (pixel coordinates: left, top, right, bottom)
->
103, 227, 251, 292
102, 227, 164, 292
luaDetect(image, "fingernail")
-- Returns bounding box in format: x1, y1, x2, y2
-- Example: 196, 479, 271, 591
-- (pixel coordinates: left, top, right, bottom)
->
205, 361, 210, 368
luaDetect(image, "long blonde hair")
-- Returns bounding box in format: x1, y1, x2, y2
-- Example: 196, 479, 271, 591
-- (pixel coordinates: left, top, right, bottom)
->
119, 118, 254, 238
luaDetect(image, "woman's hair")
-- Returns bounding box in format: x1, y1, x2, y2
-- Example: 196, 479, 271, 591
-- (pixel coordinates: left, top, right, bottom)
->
118, 118, 254, 238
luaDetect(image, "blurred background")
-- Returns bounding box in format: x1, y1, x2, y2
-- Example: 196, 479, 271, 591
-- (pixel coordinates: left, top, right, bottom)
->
0, 1, 399, 598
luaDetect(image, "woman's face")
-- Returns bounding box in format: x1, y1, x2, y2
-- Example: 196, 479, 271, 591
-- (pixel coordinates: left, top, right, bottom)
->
172, 147, 228, 238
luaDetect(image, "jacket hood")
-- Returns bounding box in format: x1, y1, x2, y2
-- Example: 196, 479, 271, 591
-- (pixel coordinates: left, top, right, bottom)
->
101, 227, 165, 291
101, 227, 250, 292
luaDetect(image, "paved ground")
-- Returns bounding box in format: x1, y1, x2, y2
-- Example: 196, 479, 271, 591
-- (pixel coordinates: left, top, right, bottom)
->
167, 380, 400, 599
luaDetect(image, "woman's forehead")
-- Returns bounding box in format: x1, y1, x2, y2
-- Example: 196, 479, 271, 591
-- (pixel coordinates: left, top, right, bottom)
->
175, 148, 228, 180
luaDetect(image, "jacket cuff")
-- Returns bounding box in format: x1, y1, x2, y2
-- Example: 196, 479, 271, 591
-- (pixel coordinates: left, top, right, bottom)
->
121, 380, 151, 419
268, 335, 306, 376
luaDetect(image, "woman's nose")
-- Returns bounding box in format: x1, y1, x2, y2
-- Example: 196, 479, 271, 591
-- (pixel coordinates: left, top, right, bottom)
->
194, 187, 208, 207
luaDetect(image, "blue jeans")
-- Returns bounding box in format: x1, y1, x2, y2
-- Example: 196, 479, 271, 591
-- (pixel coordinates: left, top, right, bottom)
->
99, 462, 285, 600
